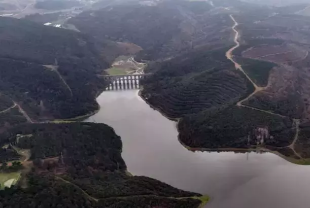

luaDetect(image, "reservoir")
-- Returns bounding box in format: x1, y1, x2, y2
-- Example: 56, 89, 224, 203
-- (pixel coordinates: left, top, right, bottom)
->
86, 90, 310, 208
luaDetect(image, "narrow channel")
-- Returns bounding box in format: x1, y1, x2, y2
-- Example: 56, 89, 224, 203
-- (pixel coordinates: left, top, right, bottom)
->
85, 90, 310, 208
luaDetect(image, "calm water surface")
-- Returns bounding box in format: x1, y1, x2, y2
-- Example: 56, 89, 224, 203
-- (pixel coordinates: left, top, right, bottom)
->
86, 90, 310, 208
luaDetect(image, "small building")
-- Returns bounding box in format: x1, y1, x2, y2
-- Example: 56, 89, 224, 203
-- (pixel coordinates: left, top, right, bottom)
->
253, 126, 270, 145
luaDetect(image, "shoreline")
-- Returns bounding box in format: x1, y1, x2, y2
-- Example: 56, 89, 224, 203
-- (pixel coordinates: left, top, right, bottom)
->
52, 108, 100, 123
135, 14, 310, 166
138, 89, 310, 166
138, 89, 179, 122
49, 88, 105, 123
138, 89, 210, 207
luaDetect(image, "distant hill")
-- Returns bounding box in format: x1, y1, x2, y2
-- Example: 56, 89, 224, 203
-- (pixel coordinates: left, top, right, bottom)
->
241, 0, 310, 6
0, 17, 110, 121
23, 12, 63, 24
35, 0, 81, 10
0, 3, 17, 11
69, 0, 231, 61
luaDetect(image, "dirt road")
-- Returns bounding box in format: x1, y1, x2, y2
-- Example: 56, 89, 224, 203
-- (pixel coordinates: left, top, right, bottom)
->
226, 14, 302, 158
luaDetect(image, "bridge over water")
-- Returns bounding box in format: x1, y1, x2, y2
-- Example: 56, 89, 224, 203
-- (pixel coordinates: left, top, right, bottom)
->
102, 74, 151, 91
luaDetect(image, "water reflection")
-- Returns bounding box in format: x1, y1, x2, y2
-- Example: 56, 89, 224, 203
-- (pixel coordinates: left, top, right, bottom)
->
86, 90, 310, 208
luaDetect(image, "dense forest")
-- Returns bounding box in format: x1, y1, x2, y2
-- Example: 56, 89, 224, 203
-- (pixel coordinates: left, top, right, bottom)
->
0, 174, 202, 208
138, 0, 310, 161
69, 2, 183, 60
69, 0, 231, 61
141, 44, 297, 154
0, 123, 204, 208
178, 106, 294, 148
0, 108, 27, 132
0, 17, 111, 120
0, 146, 20, 163
234, 57, 277, 87
141, 47, 253, 118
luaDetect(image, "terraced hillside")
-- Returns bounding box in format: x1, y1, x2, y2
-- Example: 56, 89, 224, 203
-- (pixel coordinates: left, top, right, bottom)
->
142, 50, 251, 118
0, 17, 111, 121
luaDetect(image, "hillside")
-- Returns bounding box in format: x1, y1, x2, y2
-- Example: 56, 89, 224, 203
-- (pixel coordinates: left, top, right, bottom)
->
0, 123, 206, 208
35, 0, 81, 10
232, 10, 310, 121
0, 17, 110, 122
141, 47, 253, 118
69, 0, 232, 61
23, 12, 64, 24
140, 1, 310, 163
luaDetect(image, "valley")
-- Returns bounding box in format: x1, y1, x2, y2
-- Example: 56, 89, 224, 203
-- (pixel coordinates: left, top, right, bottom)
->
0, 0, 310, 208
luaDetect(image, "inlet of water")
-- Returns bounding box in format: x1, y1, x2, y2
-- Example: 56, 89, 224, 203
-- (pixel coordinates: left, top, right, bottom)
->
86, 90, 310, 208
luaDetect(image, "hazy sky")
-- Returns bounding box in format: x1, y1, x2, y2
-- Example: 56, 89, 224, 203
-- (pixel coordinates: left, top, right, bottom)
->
241, 0, 310, 6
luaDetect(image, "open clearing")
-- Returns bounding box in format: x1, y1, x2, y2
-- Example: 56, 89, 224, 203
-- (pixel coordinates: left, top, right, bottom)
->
0, 172, 20, 189
242, 44, 308, 64
105, 67, 129, 75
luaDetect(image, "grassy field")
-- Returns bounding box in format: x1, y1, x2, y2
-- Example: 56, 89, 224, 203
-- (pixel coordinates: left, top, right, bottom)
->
195, 195, 210, 208
105, 67, 128, 75
0, 172, 20, 189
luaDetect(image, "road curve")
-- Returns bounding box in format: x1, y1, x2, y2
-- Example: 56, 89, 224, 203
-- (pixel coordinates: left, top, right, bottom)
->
225, 14, 301, 158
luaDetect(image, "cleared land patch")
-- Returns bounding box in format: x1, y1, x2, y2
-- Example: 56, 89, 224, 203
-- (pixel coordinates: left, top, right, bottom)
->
0, 172, 20, 189
105, 56, 146, 76
105, 67, 129, 75
242, 44, 308, 64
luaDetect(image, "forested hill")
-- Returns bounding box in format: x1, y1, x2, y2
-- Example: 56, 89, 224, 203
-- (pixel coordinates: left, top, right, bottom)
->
140, 1, 310, 161
0, 123, 205, 208
141, 44, 294, 153
0, 17, 109, 121
69, 0, 231, 61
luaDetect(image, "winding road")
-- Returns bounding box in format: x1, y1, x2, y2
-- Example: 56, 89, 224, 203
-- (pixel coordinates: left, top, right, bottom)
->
225, 15, 265, 106
226, 14, 302, 159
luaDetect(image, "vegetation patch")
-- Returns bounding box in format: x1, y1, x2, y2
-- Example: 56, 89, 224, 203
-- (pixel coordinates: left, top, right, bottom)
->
244, 92, 304, 119
235, 57, 276, 87
295, 128, 310, 158
0, 17, 109, 120
0, 108, 27, 132
0, 123, 203, 208
69, 1, 231, 60
0, 172, 20, 189
178, 106, 294, 149
141, 47, 248, 118
193, 195, 210, 207
105, 67, 128, 76
0, 94, 14, 112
